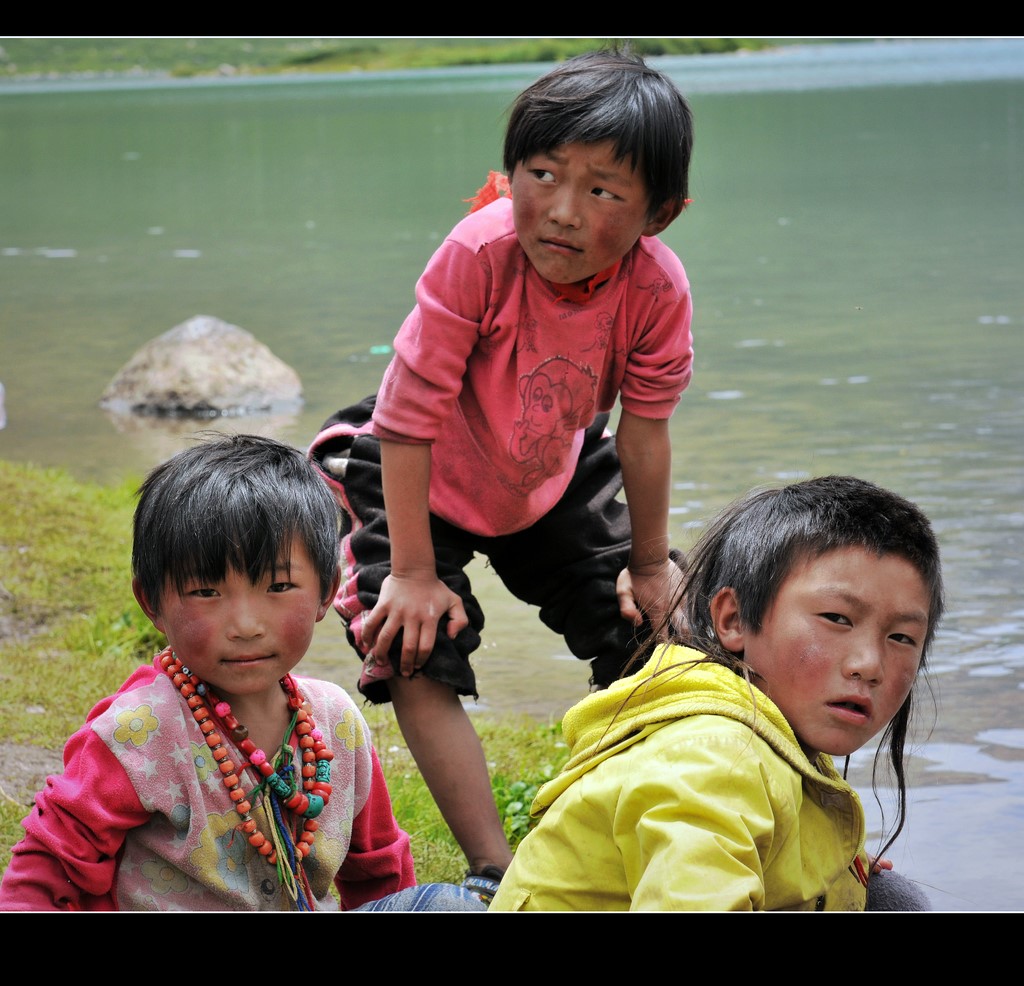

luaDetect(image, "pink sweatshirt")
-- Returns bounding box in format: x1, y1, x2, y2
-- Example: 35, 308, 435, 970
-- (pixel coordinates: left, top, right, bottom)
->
372, 197, 692, 537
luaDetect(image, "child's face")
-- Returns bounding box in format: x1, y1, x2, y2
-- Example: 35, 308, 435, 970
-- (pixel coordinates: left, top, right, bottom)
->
133, 539, 336, 707
712, 547, 930, 760
510, 140, 681, 286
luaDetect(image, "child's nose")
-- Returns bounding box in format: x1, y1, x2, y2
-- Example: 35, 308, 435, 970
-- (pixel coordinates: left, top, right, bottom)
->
548, 187, 582, 228
227, 599, 265, 639
843, 638, 884, 684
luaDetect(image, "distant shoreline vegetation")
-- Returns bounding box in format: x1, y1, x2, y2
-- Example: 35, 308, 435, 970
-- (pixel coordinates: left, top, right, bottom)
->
0, 37, 814, 82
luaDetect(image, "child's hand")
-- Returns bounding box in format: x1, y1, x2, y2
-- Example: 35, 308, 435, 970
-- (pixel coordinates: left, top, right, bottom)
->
363, 572, 469, 678
870, 855, 894, 874
617, 559, 685, 640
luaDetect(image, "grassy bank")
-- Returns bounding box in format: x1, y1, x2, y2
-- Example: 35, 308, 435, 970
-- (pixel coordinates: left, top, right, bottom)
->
0, 458, 568, 888
0, 37, 791, 81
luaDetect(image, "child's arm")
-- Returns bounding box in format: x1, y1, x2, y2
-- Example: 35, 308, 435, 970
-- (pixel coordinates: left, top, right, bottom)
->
361, 439, 469, 676
627, 738, 779, 910
623, 719, 862, 910
615, 410, 684, 635
0, 728, 149, 911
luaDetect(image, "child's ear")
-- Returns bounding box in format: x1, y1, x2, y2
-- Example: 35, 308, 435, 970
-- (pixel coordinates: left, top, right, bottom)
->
132, 577, 165, 632
642, 198, 685, 238
316, 566, 342, 622
709, 587, 746, 655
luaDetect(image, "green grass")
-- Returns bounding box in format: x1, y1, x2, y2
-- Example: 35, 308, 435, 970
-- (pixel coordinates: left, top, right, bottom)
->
0, 458, 568, 888
0, 462, 161, 747
0, 37, 791, 81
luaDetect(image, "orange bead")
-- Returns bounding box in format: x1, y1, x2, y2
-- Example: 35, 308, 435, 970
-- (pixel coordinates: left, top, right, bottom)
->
240, 819, 257, 834
287, 793, 310, 814
218, 759, 235, 775
301, 764, 316, 778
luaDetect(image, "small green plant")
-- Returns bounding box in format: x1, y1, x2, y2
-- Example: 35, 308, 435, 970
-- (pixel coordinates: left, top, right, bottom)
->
495, 776, 547, 843
491, 733, 568, 848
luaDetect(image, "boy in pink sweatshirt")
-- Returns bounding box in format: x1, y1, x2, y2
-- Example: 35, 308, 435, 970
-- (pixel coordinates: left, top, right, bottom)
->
311, 48, 694, 897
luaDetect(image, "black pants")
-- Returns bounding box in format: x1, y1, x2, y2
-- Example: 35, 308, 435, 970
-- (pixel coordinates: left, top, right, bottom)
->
312, 397, 672, 704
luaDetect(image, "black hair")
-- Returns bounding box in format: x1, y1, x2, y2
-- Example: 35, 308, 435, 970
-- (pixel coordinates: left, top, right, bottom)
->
683, 475, 944, 656
132, 433, 340, 614
503, 47, 694, 215
677, 474, 944, 859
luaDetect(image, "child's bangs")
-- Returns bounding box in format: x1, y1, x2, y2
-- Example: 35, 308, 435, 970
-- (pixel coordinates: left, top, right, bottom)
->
164, 483, 298, 594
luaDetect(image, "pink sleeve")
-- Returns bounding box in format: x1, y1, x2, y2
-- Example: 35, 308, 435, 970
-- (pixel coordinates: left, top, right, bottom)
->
0, 724, 150, 911
618, 244, 693, 420
373, 234, 490, 443
335, 745, 416, 910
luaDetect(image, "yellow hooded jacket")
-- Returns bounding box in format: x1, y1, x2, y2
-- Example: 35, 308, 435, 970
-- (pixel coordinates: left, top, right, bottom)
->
491, 646, 870, 911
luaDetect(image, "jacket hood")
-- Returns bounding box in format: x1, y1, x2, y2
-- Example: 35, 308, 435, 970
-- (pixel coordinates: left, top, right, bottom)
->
537, 644, 850, 813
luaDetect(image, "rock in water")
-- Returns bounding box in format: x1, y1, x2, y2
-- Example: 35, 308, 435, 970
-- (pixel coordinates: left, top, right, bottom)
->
100, 315, 303, 417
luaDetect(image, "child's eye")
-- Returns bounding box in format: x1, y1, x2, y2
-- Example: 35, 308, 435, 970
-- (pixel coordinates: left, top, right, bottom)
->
889, 632, 918, 646
268, 582, 294, 593
821, 612, 851, 626
592, 187, 618, 200
188, 587, 219, 598
531, 169, 555, 182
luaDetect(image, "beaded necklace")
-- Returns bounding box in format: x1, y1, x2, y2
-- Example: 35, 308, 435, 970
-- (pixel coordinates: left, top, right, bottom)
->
159, 647, 335, 911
